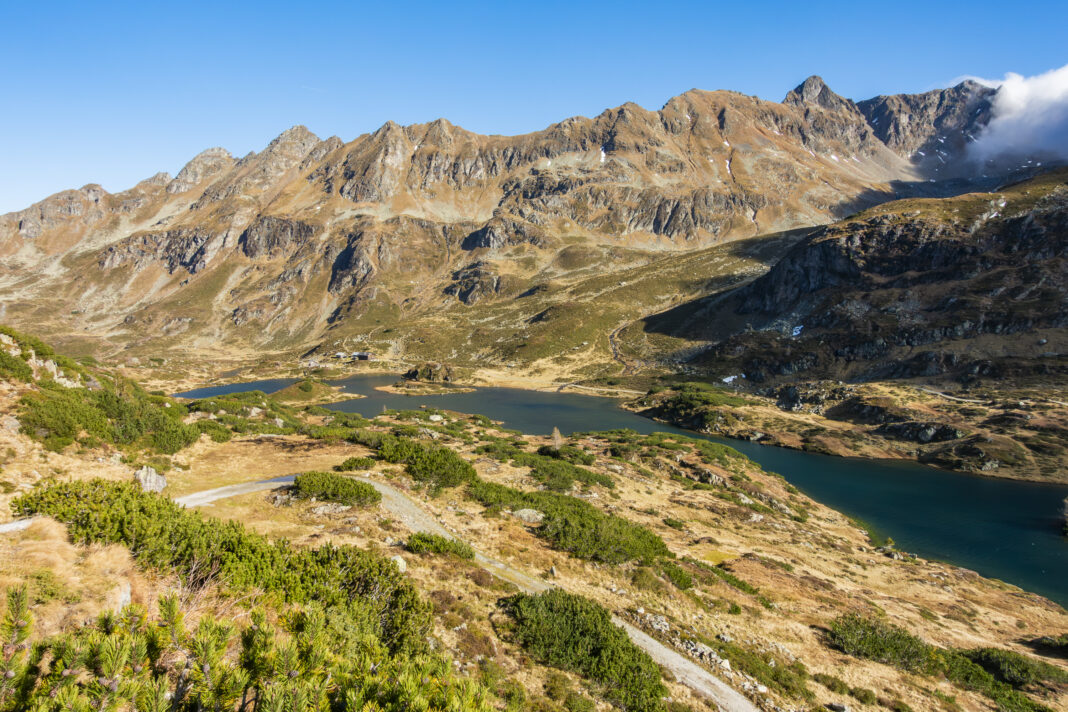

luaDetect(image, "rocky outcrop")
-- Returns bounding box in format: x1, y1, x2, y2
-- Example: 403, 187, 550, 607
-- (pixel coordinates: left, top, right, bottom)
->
404, 362, 454, 383
444, 263, 507, 304
239, 216, 315, 259
134, 466, 167, 493
100, 227, 220, 274
875, 421, 965, 444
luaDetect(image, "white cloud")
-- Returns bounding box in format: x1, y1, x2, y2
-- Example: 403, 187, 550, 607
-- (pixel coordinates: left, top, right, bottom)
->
969, 63, 1068, 162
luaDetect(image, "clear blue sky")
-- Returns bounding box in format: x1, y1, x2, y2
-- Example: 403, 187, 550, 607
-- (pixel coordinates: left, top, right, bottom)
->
2, 0, 1065, 213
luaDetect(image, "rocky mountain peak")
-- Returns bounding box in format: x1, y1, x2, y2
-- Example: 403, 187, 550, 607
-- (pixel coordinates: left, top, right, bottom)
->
783, 75, 854, 113
138, 172, 173, 188
264, 125, 320, 155
166, 147, 235, 194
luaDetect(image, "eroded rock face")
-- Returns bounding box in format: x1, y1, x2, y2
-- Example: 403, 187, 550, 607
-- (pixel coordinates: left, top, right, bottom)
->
444, 263, 505, 304
688, 175, 1068, 383
239, 216, 315, 259
100, 228, 220, 273
858, 80, 996, 174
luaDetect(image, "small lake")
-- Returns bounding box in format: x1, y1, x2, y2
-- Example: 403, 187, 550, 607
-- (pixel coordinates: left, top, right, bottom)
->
175, 378, 299, 399
180, 373, 1068, 607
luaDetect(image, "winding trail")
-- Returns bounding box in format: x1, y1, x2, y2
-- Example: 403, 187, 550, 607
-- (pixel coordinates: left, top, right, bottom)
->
4, 474, 757, 712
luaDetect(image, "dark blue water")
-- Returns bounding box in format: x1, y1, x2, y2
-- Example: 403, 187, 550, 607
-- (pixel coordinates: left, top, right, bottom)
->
174, 378, 299, 399
319, 374, 1068, 606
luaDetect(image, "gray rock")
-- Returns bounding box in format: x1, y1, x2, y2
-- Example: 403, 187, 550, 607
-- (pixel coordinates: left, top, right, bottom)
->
513, 508, 545, 524
826, 704, 850, 712
134, 466, 167, 493
310, 503, 352, 515
391, 555, 407, 573
0, 415, 19, 432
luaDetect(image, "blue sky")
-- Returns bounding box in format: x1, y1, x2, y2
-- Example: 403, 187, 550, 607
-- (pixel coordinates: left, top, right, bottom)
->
1, 0, 1066, 213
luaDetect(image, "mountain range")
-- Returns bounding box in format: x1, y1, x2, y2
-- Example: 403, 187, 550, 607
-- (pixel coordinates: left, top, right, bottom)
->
0, 76, 1055, 367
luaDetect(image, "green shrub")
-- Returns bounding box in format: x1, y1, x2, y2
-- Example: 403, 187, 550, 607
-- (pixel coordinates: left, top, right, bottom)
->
1037, 633, 1068, 654
377, 434, 476, 494
478, 442, 612, 491
467, 479, 669, 565
335, 456, 376, 471
828, 615, 1053, 711
293, 471, 381, 507
851, 687, 877, 704
960, 647, 1068, 688
813, 672, 849, 694
501, 590, 666, 712
659, 561, 693, 590
13, 481, 425, 654
537, 444, 596, 465
0, 350, 32, 382
195, 419, 233, 443
662, 517, 685, 530
406, 532, 474, 559
1, 589, 492, 712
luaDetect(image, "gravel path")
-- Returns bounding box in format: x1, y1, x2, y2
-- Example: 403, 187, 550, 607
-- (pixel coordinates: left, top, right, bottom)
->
4, 474, 757, 711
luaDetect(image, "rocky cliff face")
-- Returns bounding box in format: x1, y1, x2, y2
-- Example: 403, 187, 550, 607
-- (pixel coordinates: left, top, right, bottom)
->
672, 170, 1068, 383
857, 80, 996, 178
0, 77, 1053, 357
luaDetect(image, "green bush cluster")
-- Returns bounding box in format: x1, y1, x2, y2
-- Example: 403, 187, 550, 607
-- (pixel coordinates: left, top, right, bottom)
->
0, 350, 32, 382
961, 647, 1068, 688
334, 456, 376, 471
500, 590, 667, 712
658, 561, 693, 590
0, 587, 491, 712
19, 378, 200, 454
468, 479, 669, 565
293, 471, 381, 507
812, 673, 875, 703
406, 532, 475, 559
536, 444, 596, 465
1037, 632, 1068, 654
828, 614, 1054, 711
366, 433, 476, 494
12, 481, 428, 654
476, 441, 612, 491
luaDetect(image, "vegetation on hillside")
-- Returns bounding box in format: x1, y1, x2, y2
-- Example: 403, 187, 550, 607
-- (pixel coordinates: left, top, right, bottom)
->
12, 481, 428, 655
829, 614, 1057, 711
0, 585, 491, 712
500, 590, 667, 712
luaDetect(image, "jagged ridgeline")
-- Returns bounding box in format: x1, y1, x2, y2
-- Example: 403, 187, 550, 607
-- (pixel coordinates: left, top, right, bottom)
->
0, 76, 1039, 361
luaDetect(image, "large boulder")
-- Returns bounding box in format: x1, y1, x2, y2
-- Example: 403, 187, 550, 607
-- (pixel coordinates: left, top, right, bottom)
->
513, 508, 545, 524
134, 466, 167, 493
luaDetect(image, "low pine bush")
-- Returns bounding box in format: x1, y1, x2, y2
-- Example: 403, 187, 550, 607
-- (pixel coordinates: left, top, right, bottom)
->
334, 456, 376, 471
406, 532, 475, 559
13, 481, 426, 654
293, 471, 381, 507
501, 590, 666, 712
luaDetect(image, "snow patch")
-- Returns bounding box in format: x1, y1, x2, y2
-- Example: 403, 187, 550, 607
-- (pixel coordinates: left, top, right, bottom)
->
722, 375, 740, 384
600, 149, 606, 163
791, 325, 804, 337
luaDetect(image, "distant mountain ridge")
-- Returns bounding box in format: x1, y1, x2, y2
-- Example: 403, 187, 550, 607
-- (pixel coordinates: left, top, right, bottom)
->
0, 75, 1053, 359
